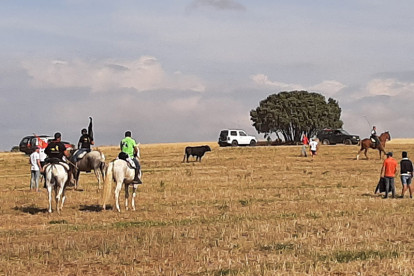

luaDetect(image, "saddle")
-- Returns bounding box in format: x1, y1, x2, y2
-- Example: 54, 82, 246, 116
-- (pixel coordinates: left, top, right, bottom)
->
117, 152, 136, 170
44, 161, 70, 171
73, 150, 87, 160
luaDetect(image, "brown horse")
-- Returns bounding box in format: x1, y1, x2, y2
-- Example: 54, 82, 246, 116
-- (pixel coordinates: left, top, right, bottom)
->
357, 131, 391, 160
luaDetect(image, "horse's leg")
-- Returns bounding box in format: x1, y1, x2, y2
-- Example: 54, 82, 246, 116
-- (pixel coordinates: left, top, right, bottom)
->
364, 149, 369, 160
54, 184, 60, 214
94, 168, 101, 191
75, 170, 80, 190
357, 149, 362, 160
114, 181, 123, 212
58, 179, 67, 211
125, 183, 130, 211
47, 184, 53, 213
132, 184, 138, 211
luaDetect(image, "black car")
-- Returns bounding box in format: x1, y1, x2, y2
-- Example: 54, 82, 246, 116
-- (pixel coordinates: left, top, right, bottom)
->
316, 129, 360, 145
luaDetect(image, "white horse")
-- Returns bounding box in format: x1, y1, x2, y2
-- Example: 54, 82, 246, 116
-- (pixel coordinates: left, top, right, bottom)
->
44, 163, 69, 213
101, 159, 142, 212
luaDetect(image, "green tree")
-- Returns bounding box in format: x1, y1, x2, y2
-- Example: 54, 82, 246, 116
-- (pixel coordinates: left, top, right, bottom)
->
250, 91, 343, 142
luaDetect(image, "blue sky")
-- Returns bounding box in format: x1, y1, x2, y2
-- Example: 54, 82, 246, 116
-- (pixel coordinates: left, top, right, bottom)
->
1, 0, 414, 149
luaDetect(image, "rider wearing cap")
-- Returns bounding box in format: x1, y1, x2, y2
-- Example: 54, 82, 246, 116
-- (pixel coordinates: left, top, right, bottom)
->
370, 126, 380, 147
45, 132, 69, 162
120, 131, 142, 184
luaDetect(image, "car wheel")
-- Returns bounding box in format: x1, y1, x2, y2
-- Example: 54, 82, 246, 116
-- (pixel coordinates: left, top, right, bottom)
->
344, 139, 352, 145
249, 140, 256, 147
322, 139, 330, 145
231, 140, 238, 147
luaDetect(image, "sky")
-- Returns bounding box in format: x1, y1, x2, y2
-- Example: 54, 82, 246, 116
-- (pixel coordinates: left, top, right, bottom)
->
1, 0, 414, 150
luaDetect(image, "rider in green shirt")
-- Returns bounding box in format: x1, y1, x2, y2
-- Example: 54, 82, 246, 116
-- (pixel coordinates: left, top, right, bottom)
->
120, 131, 142, 184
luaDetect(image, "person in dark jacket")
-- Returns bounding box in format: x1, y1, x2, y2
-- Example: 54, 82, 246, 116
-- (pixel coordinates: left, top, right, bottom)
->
400, 151, 414, 198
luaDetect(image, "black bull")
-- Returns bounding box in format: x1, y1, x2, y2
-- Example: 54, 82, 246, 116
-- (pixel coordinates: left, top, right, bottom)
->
183, 145, 211, 162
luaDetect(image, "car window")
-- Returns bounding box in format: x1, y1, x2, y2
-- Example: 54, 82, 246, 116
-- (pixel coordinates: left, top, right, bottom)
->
230, 131, 237, 136
341, 130, 350, 135
220, 130, 228, 136
21, 138, 29, 145
239, 131, 247, 136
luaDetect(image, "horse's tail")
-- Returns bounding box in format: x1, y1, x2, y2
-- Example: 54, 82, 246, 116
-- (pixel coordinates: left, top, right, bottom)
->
101, 161, 114, 209
100, 161, 106, 181
99, 150, 105, 162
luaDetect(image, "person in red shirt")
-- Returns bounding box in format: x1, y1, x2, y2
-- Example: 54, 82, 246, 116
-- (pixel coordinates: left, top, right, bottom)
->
381, 152, 398, 198
301, 134, 309, 157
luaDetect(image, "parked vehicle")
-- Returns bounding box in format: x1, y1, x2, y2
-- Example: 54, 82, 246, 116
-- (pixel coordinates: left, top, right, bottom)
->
218, 129, 257, 147
19, 135, 73, 154
316, 129, 360, 145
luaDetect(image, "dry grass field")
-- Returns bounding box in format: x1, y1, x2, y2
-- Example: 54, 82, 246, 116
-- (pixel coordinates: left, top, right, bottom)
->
2, 141, 414, 275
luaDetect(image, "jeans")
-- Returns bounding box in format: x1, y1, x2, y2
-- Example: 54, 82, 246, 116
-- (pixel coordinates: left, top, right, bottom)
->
401, 175, 412, 185
384, 176, 395, 197
301, 145, 307, 157
30, 170, 40, 190
72, 148, 91, 163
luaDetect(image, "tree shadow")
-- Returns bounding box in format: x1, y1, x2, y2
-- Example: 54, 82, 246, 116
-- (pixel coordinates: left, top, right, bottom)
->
79, 204, 113, 212
13, 205, 48, 215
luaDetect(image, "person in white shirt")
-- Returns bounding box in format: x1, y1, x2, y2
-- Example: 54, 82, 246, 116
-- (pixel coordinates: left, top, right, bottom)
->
30, 147, 42, 192
309, 138, 319, 161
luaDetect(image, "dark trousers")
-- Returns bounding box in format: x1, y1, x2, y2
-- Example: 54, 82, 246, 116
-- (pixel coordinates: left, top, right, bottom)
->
384, 177, 395, 197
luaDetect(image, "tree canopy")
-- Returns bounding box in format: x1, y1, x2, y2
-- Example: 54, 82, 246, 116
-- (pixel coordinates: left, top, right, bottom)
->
250, 91, 343, 142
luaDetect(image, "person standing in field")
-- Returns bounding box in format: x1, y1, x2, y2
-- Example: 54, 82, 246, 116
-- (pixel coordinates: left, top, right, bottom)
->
381, 152, 398, 199
399, 151, 413, 198
29, 146, 42, 192
301, 134, 309, 157
309, 138, 318, 161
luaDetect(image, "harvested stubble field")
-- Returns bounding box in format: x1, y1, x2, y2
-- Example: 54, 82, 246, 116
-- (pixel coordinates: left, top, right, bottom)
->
2, 141, 414, 275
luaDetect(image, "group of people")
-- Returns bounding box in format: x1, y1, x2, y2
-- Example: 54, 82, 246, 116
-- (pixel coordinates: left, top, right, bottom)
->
301, 134, 319, 161
379, 151, 414, 199
29, 119, 142, 191
29, 131, 92, 192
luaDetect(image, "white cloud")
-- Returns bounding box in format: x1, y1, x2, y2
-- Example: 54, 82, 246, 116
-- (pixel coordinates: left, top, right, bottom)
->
251, 74, 346, 96
22, 56, 206, 93
365, 78, 414, 97
309, 80, 347, 96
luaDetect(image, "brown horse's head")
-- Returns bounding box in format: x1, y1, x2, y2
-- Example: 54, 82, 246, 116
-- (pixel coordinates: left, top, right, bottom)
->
380, 131, 391, 142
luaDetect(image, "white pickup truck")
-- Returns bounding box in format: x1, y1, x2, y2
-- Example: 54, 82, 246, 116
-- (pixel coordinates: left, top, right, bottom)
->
218, 129, 257, 147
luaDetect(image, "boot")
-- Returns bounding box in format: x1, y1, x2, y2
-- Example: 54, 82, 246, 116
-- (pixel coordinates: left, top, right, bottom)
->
131, 169, 142, 184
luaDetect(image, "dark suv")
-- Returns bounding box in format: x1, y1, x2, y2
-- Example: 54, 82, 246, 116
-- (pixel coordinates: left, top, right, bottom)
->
316, 129, 360, 145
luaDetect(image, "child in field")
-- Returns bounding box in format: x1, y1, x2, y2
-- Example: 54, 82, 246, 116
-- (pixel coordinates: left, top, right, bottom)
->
309, 138, 318, 161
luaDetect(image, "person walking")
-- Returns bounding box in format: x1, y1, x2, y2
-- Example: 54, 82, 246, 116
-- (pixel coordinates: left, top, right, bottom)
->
301, 134, 309, 157
380, 152, 398, 198
400, 151, 413, 198
309, 138, 318, 161
29, 146, 42, 192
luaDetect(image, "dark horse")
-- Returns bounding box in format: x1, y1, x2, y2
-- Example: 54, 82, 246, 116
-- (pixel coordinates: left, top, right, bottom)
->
357, 131, 391, 160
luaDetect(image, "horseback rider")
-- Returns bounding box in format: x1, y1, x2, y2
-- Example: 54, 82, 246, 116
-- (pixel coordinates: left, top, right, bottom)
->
44, 132, 69, 163
72, 128, 94, 163
44, 132, 72, 187
120, 131, 142, 184
370, 126, 380, 147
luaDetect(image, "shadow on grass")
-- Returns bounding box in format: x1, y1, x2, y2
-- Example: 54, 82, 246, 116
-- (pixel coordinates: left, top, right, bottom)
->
13, 205, 48, 215
79, 204, 113, 212
361, 193, 382, 197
